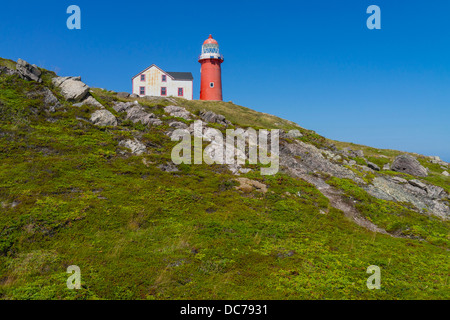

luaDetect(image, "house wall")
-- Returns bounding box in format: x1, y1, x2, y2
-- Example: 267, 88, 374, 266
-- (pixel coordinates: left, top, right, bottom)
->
132, 66, 193, 100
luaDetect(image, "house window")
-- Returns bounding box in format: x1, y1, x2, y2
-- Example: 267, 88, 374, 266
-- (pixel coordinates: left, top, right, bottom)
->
210, 82, 214, 88
178, 88, 184, 96
162, 75, 167, 82
140, 74, 145, 81
139, 86, 145, 95
161, 87, 167, 96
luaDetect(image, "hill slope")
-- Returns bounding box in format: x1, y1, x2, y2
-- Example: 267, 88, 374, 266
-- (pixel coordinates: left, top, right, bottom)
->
0, 58, 449, 299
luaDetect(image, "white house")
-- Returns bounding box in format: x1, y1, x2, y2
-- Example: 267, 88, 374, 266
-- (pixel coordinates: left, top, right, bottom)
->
132, 64, 193, 100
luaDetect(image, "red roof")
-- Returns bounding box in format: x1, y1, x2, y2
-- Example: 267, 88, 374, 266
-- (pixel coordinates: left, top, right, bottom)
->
203, 34, 218, 45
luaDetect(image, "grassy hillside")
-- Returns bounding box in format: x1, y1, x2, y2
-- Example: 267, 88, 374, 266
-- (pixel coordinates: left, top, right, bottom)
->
0, 68, 449, 299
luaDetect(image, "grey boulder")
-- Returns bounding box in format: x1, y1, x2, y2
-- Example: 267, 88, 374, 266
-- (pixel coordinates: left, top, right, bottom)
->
90, 109, 117, 126
169, 121, 188, 129
42, 88, 61, 112
52, 76, 90, 102
164, 105, 192, 120
112, 101, 162, 126
118, 139, 146, 155
286, 129, 303, 138
391, 154, 428, 177
367, 161, 380, 171
199, 110, 231, 126
16, 59, 42, 82
73, 95, 103, 108
350, 149, 364, 158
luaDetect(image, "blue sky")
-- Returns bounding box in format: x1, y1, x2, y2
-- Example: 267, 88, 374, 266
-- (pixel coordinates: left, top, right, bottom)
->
1, 0, 449, 161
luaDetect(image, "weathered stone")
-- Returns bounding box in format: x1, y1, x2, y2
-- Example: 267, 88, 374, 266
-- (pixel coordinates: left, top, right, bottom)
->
443, 171, 449, 177
130, 93, 139, 98
280, 140, 364, 184
391, 176, 407, 184
426, 185, 446, 200
112, 101, 162, 126
365, 177, 449, 220
112, 101, 135, 113
382, 163, 390, 171
83, 95, 103, 108
164, 105, 192, 120
391, 154, 428, 177
42, 88, 61, 112
286, 129, 303, 139
235, 178, 267, 193
350, 149, 364, 158
118, 139, 146, 155
126, 106, 158, 125
169, 121, 188, 129
90, 109, 117, 126
158, 163, 179, 172
16, 59, 42, 82
199, 110, 231, 126
52, 76, 90, 102
0, 66, 18, 76
367, 161, 380, 171
408, 179, 427, 191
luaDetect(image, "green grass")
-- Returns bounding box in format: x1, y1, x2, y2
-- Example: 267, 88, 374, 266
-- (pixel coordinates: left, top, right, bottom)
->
0, 72, 449, 300
0, 58, 17, 70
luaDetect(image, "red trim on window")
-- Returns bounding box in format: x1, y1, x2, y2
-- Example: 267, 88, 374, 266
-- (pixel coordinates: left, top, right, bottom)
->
162, 74, 167, 82
178, 88, 183, 96
140, 74, 145, 81
139, 86, 145, 96
161, 87, 167, 96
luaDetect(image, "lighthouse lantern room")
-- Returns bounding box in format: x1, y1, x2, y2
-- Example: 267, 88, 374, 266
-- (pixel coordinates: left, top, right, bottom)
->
199, 34, 224, 101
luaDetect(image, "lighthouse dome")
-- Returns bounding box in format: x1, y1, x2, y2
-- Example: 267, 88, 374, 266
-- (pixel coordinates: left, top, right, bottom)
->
199, 34, 223, 61
203, 34, 218, 45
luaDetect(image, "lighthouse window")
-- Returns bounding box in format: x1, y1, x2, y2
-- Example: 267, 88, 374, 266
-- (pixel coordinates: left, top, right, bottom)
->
161, 87, 167, 96
203, 48, 218, 54
178, 88, 184, 96
139, 86, 145, 95
210, 82, 214, 88
162, 75, 167, 82
140, 74, 145, 81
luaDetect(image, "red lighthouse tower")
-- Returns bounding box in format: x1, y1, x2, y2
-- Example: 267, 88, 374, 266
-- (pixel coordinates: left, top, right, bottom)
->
199, 35, 224, 101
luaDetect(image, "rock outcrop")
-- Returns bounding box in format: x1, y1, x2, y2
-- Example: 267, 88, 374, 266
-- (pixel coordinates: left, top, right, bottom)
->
164, 105, 192, 120
26, 87, 61, 112
113, 101, 162, 126
16, 59, 42, 82
118, 139, 147, 155
90, 109, 117, 126
280, 140, 364, 183
199, 110, 231, 126
52, 76, 90, 102
364, 177, 448, 220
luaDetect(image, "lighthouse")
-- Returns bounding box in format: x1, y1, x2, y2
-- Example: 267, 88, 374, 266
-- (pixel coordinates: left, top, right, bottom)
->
199, 34, 224, 101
